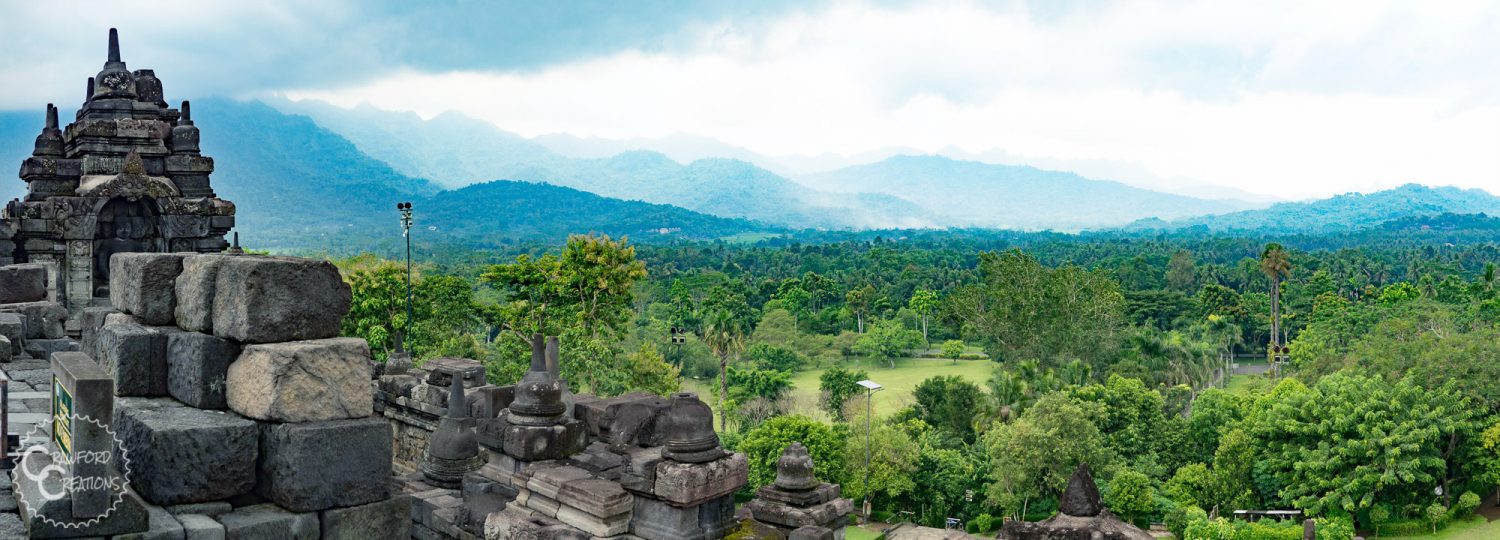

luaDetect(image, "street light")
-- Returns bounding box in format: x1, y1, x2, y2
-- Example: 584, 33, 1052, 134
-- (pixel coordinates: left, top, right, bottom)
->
397, 202, 414, 354
857, 379, 883, 518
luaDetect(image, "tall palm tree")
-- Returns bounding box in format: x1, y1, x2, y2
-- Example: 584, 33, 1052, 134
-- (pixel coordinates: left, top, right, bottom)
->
701, 308, 747, 430
1260, 243, 1292, 350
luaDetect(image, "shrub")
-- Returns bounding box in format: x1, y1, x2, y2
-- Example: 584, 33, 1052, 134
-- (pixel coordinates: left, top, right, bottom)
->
1182, 516, 1234, 540
1164, 505, 1206, 539
1425, 502, 1447, 533
966, 513, 994, 534
1368, 504, 1391, 536
1453, 491, 1481, 519
1315, 515, 1355, 540
1378, 519, 1432, 537
745, 343, 806, 372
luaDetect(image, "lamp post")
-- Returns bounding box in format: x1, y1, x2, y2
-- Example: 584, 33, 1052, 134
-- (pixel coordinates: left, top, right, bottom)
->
397, 202, 413, 353
856, 379, 883, 518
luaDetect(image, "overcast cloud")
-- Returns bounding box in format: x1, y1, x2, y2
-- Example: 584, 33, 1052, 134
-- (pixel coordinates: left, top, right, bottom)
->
2, 0, 1496, 198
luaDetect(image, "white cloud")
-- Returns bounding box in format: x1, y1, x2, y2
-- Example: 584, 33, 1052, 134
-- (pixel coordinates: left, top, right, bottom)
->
142, 1, 1500, 198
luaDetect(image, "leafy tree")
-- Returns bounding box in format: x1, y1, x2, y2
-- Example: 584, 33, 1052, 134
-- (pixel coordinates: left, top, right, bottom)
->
1183, 389, 1246, 465
947, 250, 1125, 368
846, 285, 875, 333
560, 234, 648, 339
1246, 373, 1480, 515
819, 365, 869, 422
841, 414, 919, 508
605, 343, 680, 397
1069, 375, 1168, 470
736, 415, 848, 491
1104, 469, 1156, 524
341, 257, 482, 362
1165, 463, 1216, 509
901, 428, 988, 528
1426, 501, 1446, 533
983, 394, 1112, 520
1209, 429, 1258, 511
854, 318, 921, 367
720, 365, 793, 430
774, 279, 812, 332
908, 288, 940, 346
941, 339, 965, 363
1479, 421, 1500, 500
744, 342, 805, 373
907, 375, 984, 445
1166, 250, 1198, 293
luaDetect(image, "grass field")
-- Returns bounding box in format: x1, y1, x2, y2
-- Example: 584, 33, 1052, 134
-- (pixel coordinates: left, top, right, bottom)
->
684, 357, 995, 423
1384, 516, 1500, 540
1224, 358, 1273, 395
718, 232, 783, 244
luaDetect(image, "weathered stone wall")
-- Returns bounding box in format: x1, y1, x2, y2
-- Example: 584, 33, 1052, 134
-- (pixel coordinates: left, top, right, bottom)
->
5, 253, 410, 539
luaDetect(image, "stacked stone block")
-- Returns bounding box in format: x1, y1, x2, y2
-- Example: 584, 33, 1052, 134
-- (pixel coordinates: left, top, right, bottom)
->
0, 263, 73, 367
80, 251, 407, 539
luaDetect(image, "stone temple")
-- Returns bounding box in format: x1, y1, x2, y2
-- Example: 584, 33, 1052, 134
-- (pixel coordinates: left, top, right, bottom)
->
0, 28, 235, 335
0, 29, 855, 540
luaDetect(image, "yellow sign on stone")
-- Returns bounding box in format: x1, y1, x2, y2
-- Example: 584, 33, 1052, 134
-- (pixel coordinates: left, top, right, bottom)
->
52, 376, 73, 458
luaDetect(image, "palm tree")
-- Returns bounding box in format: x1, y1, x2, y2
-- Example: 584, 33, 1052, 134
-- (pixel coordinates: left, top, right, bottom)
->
701, 308, 747, 430
986, 367, 1028, 422
1260, 243, 1292, 350
1202, 314, 1243, 388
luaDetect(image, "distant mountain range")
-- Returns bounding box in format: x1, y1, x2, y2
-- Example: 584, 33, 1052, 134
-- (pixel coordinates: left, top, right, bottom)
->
798, 155, 1256, 230
3, 99, 1496, 249
1127, 184, 1500, 233
0, 100, 768, 250
267, 99, 1273, 231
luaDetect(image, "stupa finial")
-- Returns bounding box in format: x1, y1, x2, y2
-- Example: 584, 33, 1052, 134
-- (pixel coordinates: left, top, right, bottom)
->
108, 28, 121, 63
86, 77, 95, 102
45, 104, 57, 130
180, 100, 192, 123
446, 373, 467, 419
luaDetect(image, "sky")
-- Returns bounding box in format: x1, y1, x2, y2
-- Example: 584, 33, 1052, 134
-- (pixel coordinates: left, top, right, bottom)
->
1, 0, 1497, 199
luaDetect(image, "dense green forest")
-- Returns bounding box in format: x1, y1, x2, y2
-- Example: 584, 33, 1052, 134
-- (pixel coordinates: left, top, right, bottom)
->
324, 212, 1500, 538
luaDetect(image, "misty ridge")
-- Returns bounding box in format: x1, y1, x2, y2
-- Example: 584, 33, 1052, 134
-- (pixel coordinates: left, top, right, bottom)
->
5, 97, 1497, 250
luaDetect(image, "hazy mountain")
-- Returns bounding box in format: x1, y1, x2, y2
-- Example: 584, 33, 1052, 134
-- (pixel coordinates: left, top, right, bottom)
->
529, 131, 1283, 203
267, 100, 933, 229
1128, 184, 1500, 233
423, 180, 764, 244
0, 99, 766, 250
800, 155, 1255, 230
269, 98, 564, 189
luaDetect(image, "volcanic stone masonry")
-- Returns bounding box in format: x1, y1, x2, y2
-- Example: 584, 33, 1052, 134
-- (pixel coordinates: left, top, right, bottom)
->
0, 27, 871, 540
0, 28, 235, 334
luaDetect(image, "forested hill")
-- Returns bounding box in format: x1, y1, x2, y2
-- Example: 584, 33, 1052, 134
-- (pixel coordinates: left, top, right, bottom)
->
1127, 184, 1500, 233
0, 99, 768, 250
271, 99, 932, 230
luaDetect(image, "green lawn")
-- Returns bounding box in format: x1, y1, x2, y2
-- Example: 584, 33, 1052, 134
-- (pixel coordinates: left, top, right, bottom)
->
718, 232, 783, 244
1383, 516, 1500, 540
845, 526, 885, 540
685, 357, 994, 423
1224, 358, 1272, 395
